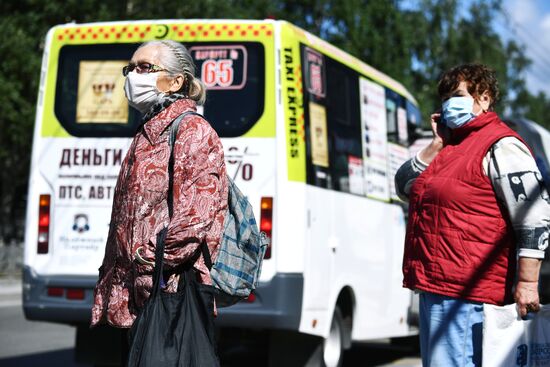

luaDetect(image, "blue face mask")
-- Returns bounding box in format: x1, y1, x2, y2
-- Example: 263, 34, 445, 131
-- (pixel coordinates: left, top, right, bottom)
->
441, 96, 477, 129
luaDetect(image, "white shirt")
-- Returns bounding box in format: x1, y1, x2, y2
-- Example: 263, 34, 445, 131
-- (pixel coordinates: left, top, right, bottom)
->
395, 137, 550, 259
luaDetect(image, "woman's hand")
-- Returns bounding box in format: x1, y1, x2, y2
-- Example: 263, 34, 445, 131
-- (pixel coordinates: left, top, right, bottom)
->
418, 112, 449, 165
515, 280, 540, 317
515, 257, 542, 317
430, 113, 447, 146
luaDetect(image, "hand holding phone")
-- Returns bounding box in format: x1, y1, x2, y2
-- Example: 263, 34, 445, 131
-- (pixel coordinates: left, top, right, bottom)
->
431, 112, 442, 125
430, 111, 449, 146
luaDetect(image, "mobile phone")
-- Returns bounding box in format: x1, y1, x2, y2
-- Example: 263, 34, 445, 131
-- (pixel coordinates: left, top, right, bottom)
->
433, 112, 443, 125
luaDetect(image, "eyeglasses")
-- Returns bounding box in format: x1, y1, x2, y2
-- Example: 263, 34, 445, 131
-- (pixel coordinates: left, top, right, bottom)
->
122, 62, 166, 76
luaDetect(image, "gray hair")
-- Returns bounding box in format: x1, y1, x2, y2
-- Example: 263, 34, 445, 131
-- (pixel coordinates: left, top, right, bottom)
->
138, 40, 206, 105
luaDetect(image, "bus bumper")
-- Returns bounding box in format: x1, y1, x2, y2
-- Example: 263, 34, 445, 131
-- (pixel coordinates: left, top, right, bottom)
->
217, 273, 303, 331
23, 266, 303, 330
22, 266, 96, 324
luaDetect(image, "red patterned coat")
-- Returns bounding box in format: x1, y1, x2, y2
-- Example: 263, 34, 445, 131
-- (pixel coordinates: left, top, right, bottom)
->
91, 98, 228, 328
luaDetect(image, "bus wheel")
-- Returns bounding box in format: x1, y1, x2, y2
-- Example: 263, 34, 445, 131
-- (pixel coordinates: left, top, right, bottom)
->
322, 307, 344, 367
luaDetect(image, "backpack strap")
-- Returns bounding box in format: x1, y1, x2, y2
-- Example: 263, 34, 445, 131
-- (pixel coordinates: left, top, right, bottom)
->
167, 111, 202, 218
149, 111, 204, 292
167, 111, 213, 270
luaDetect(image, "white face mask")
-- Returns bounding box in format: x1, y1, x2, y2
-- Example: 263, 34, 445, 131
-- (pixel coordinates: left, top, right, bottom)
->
441, 96, 477, 129
124, 72, 165, 113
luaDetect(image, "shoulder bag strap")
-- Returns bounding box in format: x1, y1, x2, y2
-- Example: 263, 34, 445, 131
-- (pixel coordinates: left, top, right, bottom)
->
166, 111, 213, 271
150, 111, 204, 295
167, 111, 201, 217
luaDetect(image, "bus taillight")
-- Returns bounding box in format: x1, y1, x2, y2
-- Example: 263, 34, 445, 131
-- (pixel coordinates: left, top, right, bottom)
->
260, 197, 273, 259
38, 194, 51, 254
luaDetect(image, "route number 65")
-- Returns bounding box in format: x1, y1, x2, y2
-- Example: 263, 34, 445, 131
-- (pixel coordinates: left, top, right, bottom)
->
202, 59, 234, 88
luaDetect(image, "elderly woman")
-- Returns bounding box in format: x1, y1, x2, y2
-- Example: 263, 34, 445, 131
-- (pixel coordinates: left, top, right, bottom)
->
91, 40, 227, 356
395, 63, 550, 366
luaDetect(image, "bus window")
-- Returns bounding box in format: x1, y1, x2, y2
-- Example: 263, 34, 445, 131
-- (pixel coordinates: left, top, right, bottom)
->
325, 58, 361, 193
385, 88, 405, 144
406, 100, 423, 146
386, 99, 397, 143
55, 42, 265, 138
302, 45, 362, 194
301, 45, 418, 199
195, 42, 265, 137
406, 100, 421, 127
302, 45, 330, 189
55, 43, 142, 137
326, 65, 351, 126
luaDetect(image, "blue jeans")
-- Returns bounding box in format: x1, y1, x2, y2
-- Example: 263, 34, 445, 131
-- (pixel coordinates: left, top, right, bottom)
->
419, 292, 484, 367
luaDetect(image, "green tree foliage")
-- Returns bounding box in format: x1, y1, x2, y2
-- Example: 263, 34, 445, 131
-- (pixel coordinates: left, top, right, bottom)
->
404, 0, 535, 121
275, 0, 415, 92
514, 90, 550, 126
0, 0, 548, 241
0, 15, 42, 242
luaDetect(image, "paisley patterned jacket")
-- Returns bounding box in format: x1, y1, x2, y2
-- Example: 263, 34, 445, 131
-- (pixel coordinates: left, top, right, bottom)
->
91, 98, 228, 328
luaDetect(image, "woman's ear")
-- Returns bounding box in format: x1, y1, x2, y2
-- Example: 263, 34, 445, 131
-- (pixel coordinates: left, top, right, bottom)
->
479, 90, 492, 112
168, 74, 185, 93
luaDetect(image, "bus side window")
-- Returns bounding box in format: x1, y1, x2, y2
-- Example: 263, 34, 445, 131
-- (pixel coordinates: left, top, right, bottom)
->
386, 100, 397, 143
385, 89, 404, 144
406, 101, 423, 146
302, 46, 330, 190
325, 61, 361, 194
302, 48, 362, 194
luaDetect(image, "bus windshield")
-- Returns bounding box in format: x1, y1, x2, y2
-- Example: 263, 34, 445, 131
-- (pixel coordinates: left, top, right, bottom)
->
55, 41, 265, 138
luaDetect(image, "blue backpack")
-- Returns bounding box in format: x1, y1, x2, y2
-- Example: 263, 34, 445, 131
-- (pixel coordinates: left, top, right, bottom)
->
169, 112, 268, 307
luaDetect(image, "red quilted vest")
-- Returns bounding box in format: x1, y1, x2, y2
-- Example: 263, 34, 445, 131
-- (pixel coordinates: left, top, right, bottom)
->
403, 112, 524, 305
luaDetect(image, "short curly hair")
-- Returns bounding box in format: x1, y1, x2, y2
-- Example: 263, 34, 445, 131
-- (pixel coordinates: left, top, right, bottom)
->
437, 63, 500, 110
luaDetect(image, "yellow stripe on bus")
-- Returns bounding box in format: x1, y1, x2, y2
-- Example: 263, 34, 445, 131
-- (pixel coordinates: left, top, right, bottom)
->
281, 24, 307, 183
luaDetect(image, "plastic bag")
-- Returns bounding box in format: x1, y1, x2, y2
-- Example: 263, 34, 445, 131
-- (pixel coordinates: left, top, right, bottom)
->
483, 303, 550, 367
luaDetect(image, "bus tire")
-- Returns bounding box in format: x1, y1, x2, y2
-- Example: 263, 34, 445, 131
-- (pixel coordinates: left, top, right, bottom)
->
322, 306, 345, 367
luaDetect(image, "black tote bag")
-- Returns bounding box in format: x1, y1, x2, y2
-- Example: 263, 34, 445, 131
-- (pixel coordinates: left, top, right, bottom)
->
126, 230, 220, 367
126, 112, 220, 367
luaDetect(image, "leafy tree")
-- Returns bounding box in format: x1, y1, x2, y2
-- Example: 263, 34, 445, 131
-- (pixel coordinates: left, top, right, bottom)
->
274, 0, 415, 91
514, 90, 550, 127
329, 0, 415, 90
403, 0, 533, 122
0, 15, 42, 242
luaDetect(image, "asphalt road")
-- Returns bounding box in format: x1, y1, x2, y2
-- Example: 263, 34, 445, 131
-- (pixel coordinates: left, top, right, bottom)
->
0, 278, 421, 367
